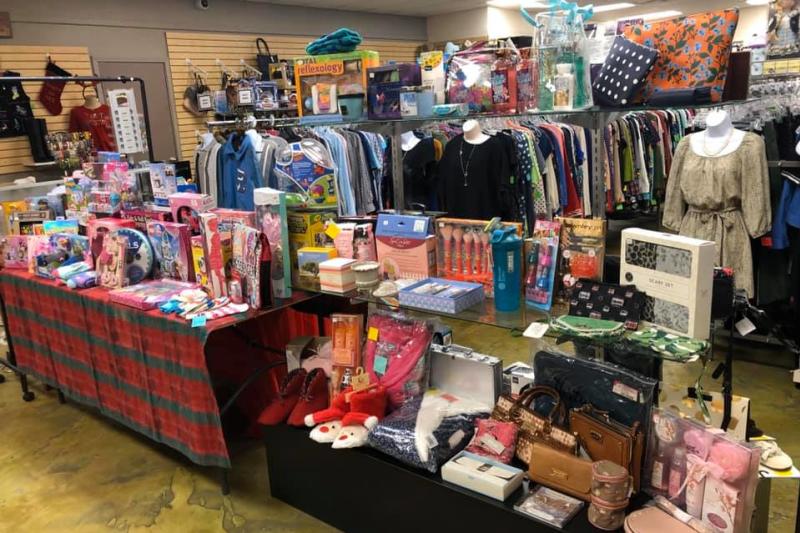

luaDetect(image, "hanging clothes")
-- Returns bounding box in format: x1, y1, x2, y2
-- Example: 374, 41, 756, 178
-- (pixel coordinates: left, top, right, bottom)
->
195, 133, 222, 203
219, 133, 263, 210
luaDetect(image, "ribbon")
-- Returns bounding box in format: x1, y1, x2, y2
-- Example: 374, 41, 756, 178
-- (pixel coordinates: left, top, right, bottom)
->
670, 455, 725, 503
520, 1, 594, 29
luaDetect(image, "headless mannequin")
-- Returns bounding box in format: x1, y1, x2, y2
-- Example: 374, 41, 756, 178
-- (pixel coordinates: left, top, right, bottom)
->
244, 116, 263, 152
200, 131, 216, 149
83, 88, 101, 110
690, 110, 745, 157
462, 119, 490, 145
400, 131, 421, 152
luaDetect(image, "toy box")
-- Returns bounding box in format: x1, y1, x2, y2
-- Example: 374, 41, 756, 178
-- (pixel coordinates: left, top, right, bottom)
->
231, 224, 264, 308
169, 193, 215, 234
555, 217, 607, 302
273, 139, 337, 208
191, 235, 208, 289
296, 247, 337, 290
435, 218, 522, 298
399, 277, 485, 315
319, 257, 356, 293
254, 188, 292, 299
109, 279, 196, 310
375, 213, 436, 281
326, 221, 376, 261
87, 218, 136, 263
420, 51, 446, 105
213, 208, 257, 279
0, 200, 30, 235
109, 227, 154, 285
149, 163, 178, 207
620, 228, 715, 340
287, 208, 336, 288
367, 63, 421, 120
198, 213, 227, 298
96, 234, 128, 288
2, 236, 29, 269
294, 50, 380, 118
147, 221, 193, 282
12, 210, 49, 235
120, 206, 173, 232
42, 219, 79, 235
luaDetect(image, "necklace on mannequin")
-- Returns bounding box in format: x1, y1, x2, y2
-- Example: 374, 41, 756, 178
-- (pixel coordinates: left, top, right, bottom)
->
459, 140, 477, 187
702, 128, 734, 157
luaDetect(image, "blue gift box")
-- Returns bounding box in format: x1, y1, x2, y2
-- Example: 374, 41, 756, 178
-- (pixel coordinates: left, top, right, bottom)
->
399, 277, 484, 315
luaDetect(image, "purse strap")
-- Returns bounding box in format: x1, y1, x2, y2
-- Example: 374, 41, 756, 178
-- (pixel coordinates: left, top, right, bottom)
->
516, 385, 566, 423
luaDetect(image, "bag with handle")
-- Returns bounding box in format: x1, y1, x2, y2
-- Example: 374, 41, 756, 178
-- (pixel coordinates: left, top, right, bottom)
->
528, 442, 593, 501
256, 38, 278, 81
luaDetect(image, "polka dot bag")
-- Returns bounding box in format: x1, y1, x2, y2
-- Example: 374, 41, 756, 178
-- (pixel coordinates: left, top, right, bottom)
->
592, 36, 658, 107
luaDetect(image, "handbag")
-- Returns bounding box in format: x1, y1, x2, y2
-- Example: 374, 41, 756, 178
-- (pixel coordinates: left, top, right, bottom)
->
570, 404, 645, 492
624, 508, 695, 532
528, 442, 592, 501
592, 35, 658, 107
491, 386, 577, 463
256, 38, 278, 81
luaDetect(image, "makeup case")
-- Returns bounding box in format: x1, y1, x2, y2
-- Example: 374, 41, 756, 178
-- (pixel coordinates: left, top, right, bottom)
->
429, 343, 502, 408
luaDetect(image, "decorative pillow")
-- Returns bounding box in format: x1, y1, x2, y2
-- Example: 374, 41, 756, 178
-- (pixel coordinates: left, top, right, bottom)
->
623, 9, 739, 103
592, 36, 658, 107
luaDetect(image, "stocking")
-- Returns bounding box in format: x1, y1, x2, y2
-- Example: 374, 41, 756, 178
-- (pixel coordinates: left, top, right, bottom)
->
39, 61, 72, 115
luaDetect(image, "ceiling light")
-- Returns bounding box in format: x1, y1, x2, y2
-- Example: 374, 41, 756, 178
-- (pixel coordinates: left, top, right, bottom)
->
593, 3, 636, 13
635, 10, 683, 20
486, 0, 548, 8
745, 0, 769, 5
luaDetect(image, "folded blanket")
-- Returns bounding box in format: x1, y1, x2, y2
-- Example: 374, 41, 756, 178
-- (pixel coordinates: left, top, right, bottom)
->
306, 27, 363, 55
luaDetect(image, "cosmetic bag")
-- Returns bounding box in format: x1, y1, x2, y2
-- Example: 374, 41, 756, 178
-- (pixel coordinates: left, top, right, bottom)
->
592, 35, 658, 107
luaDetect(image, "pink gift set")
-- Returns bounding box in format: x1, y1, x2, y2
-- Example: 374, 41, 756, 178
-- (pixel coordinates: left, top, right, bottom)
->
168, 193, 215, 235
643, 409, 760, 533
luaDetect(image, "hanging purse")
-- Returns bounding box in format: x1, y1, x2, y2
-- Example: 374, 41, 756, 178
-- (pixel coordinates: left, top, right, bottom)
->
256, 38, 278, 81
528, 442, 593, 501
570, 404, 645, 492
491, 386, 577, 463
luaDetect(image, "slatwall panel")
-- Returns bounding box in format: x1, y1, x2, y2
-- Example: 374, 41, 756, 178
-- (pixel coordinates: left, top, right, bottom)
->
166, 31, 424, 164
0, 46, 94, 176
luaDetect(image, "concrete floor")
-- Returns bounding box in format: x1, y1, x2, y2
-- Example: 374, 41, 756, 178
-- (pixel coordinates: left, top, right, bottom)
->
0, 322, 798, 532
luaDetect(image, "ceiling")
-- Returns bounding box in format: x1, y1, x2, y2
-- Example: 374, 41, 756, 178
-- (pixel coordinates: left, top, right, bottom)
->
244, 0, 488, 16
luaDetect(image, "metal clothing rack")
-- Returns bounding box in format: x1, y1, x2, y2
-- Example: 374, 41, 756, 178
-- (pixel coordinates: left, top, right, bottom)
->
0, 75, 156, 161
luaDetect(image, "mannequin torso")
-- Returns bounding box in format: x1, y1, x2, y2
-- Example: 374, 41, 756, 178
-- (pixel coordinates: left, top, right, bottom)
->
462, 120, 490, 145
400, 131, 421, 152
83, 94, 101, 110
245, 128, 263, 152
690, 110, 745, 157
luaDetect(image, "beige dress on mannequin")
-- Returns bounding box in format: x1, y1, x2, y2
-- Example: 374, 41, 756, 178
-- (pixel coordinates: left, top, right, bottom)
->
662, 132, 771, 297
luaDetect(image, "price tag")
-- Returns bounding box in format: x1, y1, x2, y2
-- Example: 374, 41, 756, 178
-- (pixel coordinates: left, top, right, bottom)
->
367, 327, 379, 342
237, 88, 253, 105
191, 315, 207, 328
351, 367, 370, 392
735, 317, 756, 337
373, 355, 388, 375
523, 321, 549, 339
325, 222, 341, 240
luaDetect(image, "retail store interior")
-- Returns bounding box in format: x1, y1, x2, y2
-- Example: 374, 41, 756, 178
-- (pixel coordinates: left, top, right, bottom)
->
1, 0, 799, 531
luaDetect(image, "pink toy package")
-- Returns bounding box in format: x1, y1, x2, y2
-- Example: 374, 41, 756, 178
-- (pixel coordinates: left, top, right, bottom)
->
96, 234, 129, 289
121, 207, 173, 232
87, 218, 137, 264
231, 224, 263, 308
146, 221, 194, 282
168, 193, 215, 235
198, 213, 227, 298
109, 279, 196, 310
2, 236, 29, 269
213, 208, 257, 277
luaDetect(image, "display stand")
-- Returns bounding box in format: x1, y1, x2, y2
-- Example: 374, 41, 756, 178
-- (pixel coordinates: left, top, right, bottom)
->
263, 424, 646, 532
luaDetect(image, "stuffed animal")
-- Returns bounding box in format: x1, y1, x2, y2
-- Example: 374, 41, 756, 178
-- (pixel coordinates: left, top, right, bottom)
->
306, 385, 387, 448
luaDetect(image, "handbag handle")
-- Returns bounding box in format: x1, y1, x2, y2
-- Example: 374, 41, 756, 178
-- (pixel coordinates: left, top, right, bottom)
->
256, 38, 272, 57
516, 385, 566, 424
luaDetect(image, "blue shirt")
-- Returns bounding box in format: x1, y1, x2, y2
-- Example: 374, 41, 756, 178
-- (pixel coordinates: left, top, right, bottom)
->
220, 135, 262, 210
772, 179, 800, 250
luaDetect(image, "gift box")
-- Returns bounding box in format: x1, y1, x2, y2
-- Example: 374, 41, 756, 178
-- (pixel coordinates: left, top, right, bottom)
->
442, 451, 524, 501
375, 213, 436, 281
2, 236, 29, 269
318, 257, 356, 293
254, 188, 292, 299
213, 208, 257, 280
87, 218, 137, 264
296, 246, 337, 290
287, 208, 336, 288
169, 193, 215, 235
399, 278, 484, 315
294, 50, 380, 118
147, 221, 193, 282
198, 213, 226, 297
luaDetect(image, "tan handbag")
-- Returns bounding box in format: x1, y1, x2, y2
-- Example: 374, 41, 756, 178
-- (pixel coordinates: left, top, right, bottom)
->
570, 404, 644, 492
624, 508, 695, 532
528, 442, 593, 501
492, 386, 577, 463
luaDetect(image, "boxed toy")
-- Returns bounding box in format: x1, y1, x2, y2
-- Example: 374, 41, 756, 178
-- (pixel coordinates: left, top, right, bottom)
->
287, 208, 336, 288
375, 213, 436, 281
620, 228, 715, 339
0, 200, 30, 235
96, 233, 128, 288
87, 218, 136, 263
213, 208, 257, 279
254, 188, 292, 299
198, 213, 227, 298
555, 217, 606, 302
147, 221, 193, 282
109, 279, 196, 310
149, 162, 178, 207
296, 246, 337, 290
120, 206, 173, 232
435, 218, 523, 298
169, 192, 215, 234
294, 50, 379, 119
42, 219, 79, 235
191, 235, 208, 289
12, 210, 49, 235
367, 63, 421, 120
273, 139, 337, 208
231, 224, 264, 308
2, 236, 29, 269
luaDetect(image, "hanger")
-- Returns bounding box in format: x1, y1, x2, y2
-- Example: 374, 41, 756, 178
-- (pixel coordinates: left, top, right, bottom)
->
186, 59, 209, 81
215, 59, 237, 78
239, 59, 262, 78
781, 170, 800, 185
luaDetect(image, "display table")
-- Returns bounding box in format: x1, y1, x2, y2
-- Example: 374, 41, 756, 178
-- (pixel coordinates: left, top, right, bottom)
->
263, 424, 647, 532
0, 270, 319, 469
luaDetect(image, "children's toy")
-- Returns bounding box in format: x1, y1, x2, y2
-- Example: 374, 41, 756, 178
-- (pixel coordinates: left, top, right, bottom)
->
198, 213, 226, 298
254, 188, 292, 299
32, 233, 90, 279
87, 218, 136, 263
287, 208, 336, 289
147, 221, 193, 282
97, 234, 128, 288
120, 206, 173, 232
169, 192, 215, 235
12, 210, 49, 235
42, 219, 79, 236
446, 45, 496, 113
213, 208, 257, 279
555, 217, 606, 302
253, 81, 279, 111
295, 50, 379, 119
66, 270, 97, 289
2, 236, 29, 269
107, 228, 154, 284
273, 139, 337, 208
231, 224, 264, 308
88, 179, 122, 214
109, 279, 197, 310
64, 172, 93, 218
191, 235, 208, 289
149, 162, 178, 207
1, 200, 30, 235
525, 220, 561, 312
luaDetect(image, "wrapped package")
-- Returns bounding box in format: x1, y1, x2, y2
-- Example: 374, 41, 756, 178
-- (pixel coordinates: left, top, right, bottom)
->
367, 390, 490, 472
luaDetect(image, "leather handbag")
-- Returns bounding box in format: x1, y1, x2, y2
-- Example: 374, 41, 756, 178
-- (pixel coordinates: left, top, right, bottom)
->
570, 404, 645, 492
492, 386, 577, 463
528, 442, 592, 501
624, 508, 695, 532
256, 38, 278, 81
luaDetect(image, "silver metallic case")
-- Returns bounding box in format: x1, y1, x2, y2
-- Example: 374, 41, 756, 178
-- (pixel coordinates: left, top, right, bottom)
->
429, 343, 502, 408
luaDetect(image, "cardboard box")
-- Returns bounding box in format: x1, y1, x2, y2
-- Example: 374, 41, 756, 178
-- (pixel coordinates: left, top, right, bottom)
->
198, 213, 227, 298
169, 193, 216, 234
254, 188, 292, 299
319, 257, 356, 293
375, 213, 436, 281
620, 228, 715, 339
442, 451, 524, 501
399, 278, 485, 315
294, 50, 380, 118
287, 208, 336, 288
502, 362, 535, 397
296, 247, 337, 290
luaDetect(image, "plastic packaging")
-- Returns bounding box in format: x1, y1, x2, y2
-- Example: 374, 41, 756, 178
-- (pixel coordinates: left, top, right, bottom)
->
515, 48, 538, 112
588, 495, 627, 530
65, 270, 97, 289
526, 220, 561, 312
366, 390, 489, 472
490, 50, 518, 114
464, 418, 518, 464
592, 460, 631, 502
446, 44, 495, 113
491, 226, 522, 311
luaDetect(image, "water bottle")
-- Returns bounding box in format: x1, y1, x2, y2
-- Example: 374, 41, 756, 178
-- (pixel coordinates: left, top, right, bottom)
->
491, 227, 523, 311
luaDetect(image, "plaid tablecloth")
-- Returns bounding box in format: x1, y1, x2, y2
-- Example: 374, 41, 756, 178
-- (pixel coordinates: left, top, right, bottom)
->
0, 270, 310, 468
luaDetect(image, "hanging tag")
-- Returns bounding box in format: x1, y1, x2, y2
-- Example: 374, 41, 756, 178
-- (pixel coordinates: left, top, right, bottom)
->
367, 327, 379, 342
237, 88, 253, 106
373, 355, 388, 375
197, 92, 214, 112
325, 222, 341, 240
351, 367, 370, 392
735, 317, 756, 337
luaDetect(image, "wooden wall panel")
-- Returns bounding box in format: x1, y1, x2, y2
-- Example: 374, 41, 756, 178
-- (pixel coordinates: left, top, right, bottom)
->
166, 31, 423, 165
0, 46, 94, 176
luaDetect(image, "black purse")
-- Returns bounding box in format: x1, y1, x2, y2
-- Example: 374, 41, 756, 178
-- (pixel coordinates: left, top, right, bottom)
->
256, 38, 278, 81
568, 279, 645, 330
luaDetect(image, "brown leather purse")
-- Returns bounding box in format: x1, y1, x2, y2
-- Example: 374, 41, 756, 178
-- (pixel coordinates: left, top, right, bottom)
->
492, 386, 577, 463
528, 442, 593, 501
569, 404, 644, 491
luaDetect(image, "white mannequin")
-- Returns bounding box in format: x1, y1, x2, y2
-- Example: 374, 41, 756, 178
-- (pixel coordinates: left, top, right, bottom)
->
462, 119, 490, 145
200, 131, 216, 149
400, 131, 421, 152
690, 110, 745, 158
243, 115, 263, 152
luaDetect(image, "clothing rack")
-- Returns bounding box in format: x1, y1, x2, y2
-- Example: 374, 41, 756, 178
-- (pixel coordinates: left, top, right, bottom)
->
768, 160, 800, 168
0, 75, 155, 161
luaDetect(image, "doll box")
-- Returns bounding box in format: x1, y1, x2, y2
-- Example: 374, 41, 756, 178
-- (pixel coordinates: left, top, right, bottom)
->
198, 213, 227, 298
442, 451, 524, 501
399, 277, 484, 315
254, 187, 292, 299
87, 218, 137, 263
294, 50, 380, 118
375, 214, 436, 281
120, 207, 173, 232
319, 257, 356, 293
147, 221, 193, 282
620, 228, 715, 340
168, 193, 215, 233
2, 236, 29, 269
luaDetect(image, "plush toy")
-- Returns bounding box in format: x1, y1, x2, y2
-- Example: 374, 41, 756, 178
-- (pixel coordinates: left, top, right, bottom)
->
306, 385, 387, 448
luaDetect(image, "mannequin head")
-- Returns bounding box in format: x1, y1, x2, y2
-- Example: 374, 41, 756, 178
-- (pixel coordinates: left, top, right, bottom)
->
706, 110, 731, 129
462, 119, 490, 145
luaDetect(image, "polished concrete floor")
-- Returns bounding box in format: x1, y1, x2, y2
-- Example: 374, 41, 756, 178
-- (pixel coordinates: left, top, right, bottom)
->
1, 323, 798, 532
